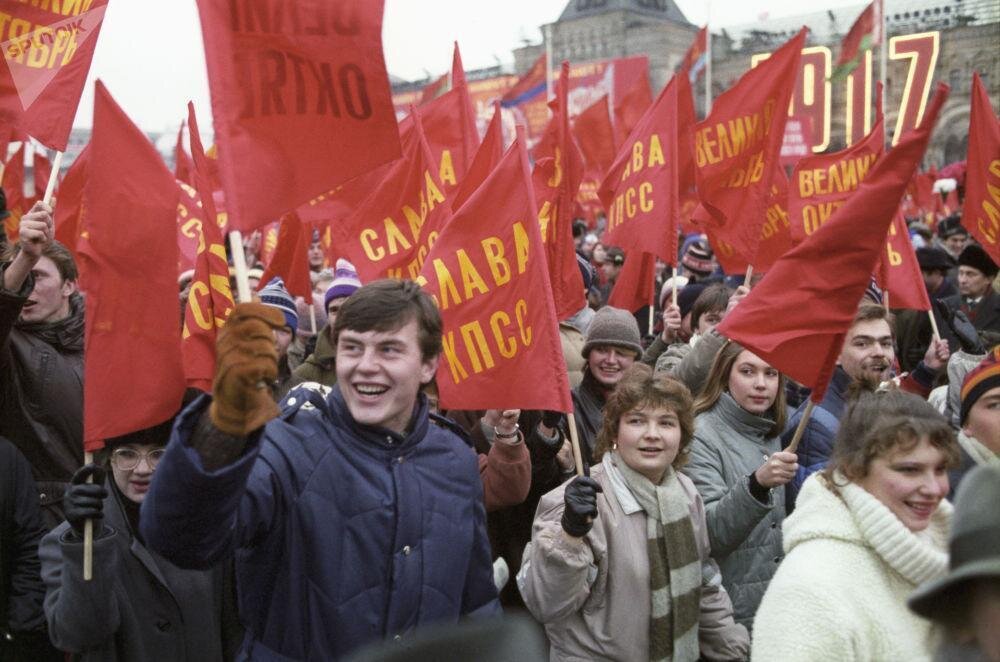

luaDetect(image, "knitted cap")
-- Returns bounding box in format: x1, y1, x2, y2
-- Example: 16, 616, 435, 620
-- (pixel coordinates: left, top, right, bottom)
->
676, 283, 707, 319
958, 244, 999, 279
659, 275, 690, 308
681, 240, 714, 277
259, 276, 298, 335
961, 346, 1000, 425
324, 258, 362, 308
581, 306, 642, 359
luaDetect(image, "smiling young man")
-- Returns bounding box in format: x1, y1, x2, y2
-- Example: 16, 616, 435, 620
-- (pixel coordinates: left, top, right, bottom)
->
0, 202, 84, 529
140, 279, 500, 661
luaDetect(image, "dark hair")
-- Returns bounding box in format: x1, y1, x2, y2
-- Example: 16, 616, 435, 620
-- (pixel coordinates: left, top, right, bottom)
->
332, 279, 442, 361
605, 246, 625, 266
690, 284, 731, 331
593, 364, 694, 469
3, 239, 78, 282
852, 302, 895, 339
694, 340, 787, 436
823, 387, 959, 483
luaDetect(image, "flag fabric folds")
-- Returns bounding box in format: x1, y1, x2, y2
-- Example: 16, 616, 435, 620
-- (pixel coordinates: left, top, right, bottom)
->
679, 27, 709, 83
878, 209, 931, 311
961, 72, 1000, 263
833, 1, 883, 79
194, 0, 400, 232
258, 213, 313, 300
716, 84, 948, 403
79, 82, 185, 450
608, 250, 656, 314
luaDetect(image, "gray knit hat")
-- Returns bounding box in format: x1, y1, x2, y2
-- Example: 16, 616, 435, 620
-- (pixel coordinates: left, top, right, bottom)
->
581, 306, 642, 359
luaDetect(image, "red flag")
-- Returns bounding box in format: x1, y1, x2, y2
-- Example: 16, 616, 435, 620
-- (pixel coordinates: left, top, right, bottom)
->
709, 169, 794, 274
613, 74, 653, 147
833, 1, 883, 78
961, 72, 1000, 263
416, 136, 572, 412
878, 209, 931, 311
452, 101, 504, 212
678, 27, 709, 83
398, 86, 477, 194
258, 213, 313, 300
53, 145, 89, 255
532, 64, 586, 320
32, 149, 53, 200
333, 108, 449, 282
694, 28, 805, 262
78, 82, 184, 451
174, 121, 194, 185
419, 73, 449, 105
501, 53, 547, 107
599, 73, 688, 266
452, 42, 480, 171
186, 104, 225, 250
573, 95, 616, 175
2, 143, 25, 242
789, 84, 884, 242
194, 0, 400, 232
0, 1, 109, 150
716, 84, 948, 403
608, 250, 656, 314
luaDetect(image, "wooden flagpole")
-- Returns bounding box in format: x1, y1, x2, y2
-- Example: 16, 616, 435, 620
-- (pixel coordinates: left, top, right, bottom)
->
228, 230, 252, 303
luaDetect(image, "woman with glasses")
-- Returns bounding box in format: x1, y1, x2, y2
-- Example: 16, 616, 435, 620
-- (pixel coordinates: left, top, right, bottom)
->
37, 415, 238, 661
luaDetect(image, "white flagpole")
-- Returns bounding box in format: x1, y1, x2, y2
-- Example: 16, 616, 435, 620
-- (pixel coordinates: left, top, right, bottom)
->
705, 4, 713, 115
879, 0, 888, 147
545, 24, 554, 104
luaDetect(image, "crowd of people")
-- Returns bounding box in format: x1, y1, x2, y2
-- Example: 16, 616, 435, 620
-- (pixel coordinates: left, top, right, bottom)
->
1, 186, 999, 662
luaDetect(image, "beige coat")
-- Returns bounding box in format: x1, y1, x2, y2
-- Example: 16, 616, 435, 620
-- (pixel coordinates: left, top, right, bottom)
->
560, 322, 586, 388
518, 460, 750, 661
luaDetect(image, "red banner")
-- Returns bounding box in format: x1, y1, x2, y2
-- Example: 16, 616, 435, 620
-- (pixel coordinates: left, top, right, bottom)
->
452, 101, 504, 212
416, 137, 571, 412
53, 144, 89, 256
32, 149, 53, 200
533, 63, 586, 320
79, 82, 184, 450
678, 27, 709, 82
878, 209, 931, 311
789, 87, 884, 242
573, 95, 616, 176
608, 250, 656, 314
694, 28, 805, 263
1, 143, 25, 242
195, 0, 400, 232
0, 0, 109, 150
600, 73, 689, 266
709, 169, 794, 274
258, 213, 312, 300
614, 73, 653, 148
332, 108, 449, 282
962, 72, 1000, 263
717, 84, 947, 403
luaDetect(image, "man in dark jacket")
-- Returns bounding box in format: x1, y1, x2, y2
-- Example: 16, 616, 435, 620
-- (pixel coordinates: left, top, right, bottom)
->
141, 280, 500, 660
0, 438, 60, 661
895, 246, 959, 371
0, 202, 83, 528
941, 244, 1000, 336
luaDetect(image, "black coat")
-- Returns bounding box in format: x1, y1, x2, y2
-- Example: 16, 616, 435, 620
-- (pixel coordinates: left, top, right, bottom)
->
39, 483, 237, 662
942, 288, 1000, 335
0, 265, 84, 528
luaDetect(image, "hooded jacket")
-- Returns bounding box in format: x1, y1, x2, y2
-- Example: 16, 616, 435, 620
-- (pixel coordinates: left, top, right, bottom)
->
140, 386, 500, 661
0, 265, 84, 527
287, 325, 337, 390
39, 481, 233, 662
684, 393, 785, 631
752, 473, 951, 661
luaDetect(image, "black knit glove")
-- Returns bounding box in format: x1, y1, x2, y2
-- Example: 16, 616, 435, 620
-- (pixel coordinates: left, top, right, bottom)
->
561, 476, 602, 538
541, 410, 564, 430
65, 464, 107, 536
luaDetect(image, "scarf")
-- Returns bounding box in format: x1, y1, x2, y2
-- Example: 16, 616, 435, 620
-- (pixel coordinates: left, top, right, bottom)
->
957, 430, 1000, 468
613, 453, 701, 662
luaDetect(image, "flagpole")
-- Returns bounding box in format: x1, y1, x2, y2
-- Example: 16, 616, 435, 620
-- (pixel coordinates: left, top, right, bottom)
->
879, 0, 887, 148
566, 413, 587, 477
83, 450, 94, 581
744, 265, 753, 287
784, 400, 815, 453
671, 265, 679, 307
545, 24, 554, 104
42, 151, 63, 205
649, 281, 656, 336
705, 5, 713, 114
228, 230, 252, 303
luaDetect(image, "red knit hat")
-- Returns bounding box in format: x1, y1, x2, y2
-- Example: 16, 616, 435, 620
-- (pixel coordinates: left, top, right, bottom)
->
961, 345, 1000, 424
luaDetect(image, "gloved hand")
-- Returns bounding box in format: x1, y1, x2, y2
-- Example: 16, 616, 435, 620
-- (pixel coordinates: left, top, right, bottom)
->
561, 476, 602, 538
65, 464, 107, 537
210, 303, 286, 436
541, 410, 564, 430
934, 300, 985, 354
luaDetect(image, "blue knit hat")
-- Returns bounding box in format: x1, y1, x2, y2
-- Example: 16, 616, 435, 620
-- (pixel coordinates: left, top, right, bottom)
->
324, 259, 362, 308
259, 277, 298, 335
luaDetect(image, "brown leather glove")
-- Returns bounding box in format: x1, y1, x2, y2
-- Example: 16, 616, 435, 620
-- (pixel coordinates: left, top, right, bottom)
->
210, 302, 286, 436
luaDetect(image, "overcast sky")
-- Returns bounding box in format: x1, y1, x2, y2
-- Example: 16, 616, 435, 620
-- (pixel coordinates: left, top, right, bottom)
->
70, 0, 867, 134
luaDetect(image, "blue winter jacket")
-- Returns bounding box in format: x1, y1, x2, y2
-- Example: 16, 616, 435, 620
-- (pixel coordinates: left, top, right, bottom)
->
781, 366, 851, 510
140, 386, 500, 661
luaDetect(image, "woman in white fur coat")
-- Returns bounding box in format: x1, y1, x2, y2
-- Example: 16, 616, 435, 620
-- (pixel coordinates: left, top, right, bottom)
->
752, 389, 959, 661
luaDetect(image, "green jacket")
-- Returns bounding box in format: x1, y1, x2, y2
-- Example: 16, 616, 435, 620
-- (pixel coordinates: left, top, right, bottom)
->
288, 326, 337, 390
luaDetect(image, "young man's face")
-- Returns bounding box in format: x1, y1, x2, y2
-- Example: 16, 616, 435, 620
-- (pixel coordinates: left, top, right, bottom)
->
964, 386, 1000, 454
958, 266, 992, 298
944, 233, 967, 256
694, 308, 725, 335
838, 318, 895, 383
308, 241, 325, 270
20, 255, 75, 324
335, 319, 437, 434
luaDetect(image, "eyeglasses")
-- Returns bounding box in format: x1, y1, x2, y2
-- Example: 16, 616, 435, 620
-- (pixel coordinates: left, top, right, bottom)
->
111, 448, 166, 471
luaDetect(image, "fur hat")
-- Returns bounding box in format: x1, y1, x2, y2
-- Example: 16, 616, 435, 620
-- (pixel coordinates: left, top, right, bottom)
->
916, 247, 953, 272
958, 244, 999, 279
324, 258, 362, 307
960, 345, 1000, 425
581, 306, 642, 359
259, 276, 298, 335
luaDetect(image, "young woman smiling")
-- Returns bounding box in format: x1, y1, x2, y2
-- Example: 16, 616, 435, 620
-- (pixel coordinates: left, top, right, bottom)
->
752, 389, 959, 661
684, 341, 796, 631
518, 364, 749, 661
